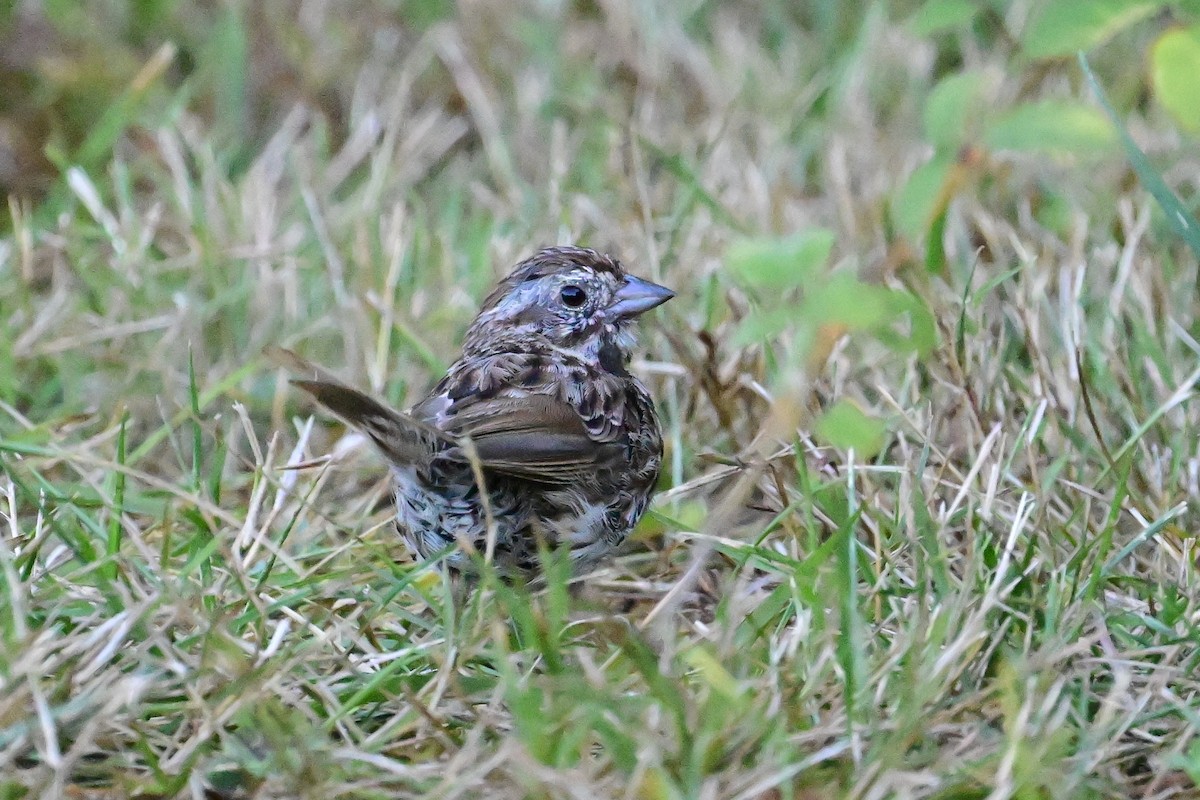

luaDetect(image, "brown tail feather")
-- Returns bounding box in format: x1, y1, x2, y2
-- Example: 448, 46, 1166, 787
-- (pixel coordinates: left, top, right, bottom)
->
267, 346, 446, 467
290, 379, 444, 466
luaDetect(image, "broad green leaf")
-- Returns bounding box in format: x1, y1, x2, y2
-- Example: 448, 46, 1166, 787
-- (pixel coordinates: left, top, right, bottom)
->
880, 290, 938, 356
1023, 0, 1158, 58
1034, 189, 1075, 238
925, 201, 949, 274
909, 0, 979, 36
727, 230, 835, 289
984, 101, 1115, 155
734, 307, 795, 346
807, 273, 891, 330
891, 154, 953, 240
814, 400, 887, 458
924, 70, 988, 149
1152, 25, 1200, 132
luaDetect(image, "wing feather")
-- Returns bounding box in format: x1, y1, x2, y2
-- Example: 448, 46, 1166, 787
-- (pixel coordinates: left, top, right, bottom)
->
443, 395, 623, 484
275, 346, 628, 485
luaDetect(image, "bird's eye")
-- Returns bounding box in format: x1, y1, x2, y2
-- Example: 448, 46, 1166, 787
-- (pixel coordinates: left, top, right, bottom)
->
560, 285, 587, 308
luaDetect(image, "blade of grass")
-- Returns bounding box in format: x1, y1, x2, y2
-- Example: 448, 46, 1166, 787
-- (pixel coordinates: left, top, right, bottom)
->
1080, 52, 1200, 259
104, 414, 128, 582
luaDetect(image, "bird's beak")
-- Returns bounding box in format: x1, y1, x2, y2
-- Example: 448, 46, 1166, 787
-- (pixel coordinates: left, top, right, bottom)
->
608, 275, 675, 320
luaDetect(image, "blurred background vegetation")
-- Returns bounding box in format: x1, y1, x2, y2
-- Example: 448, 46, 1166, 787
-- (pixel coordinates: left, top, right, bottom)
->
5, 1, 1200, 796
3, 0, 1197, 212
3, 0, 1200, 419
4, 0, 1200, 454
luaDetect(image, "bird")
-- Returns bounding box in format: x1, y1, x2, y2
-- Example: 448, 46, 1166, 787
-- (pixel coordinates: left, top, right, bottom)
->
280, 245, 675, 581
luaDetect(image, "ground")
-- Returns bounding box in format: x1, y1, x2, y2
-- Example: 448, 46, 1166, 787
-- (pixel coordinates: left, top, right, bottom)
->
1, 2, 1199, 798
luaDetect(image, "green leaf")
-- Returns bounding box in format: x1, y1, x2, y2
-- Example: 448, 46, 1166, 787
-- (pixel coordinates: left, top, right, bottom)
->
923, 70, 988, 149
984, 101, 1116, 155
1023, 0, 1158, 58
925, 202, 949, 274
1081, 53, 1200, 260
814, 400, 887, 458
909, 0, 979, 37
1152, 25, 1200, 132
727, 229, 835, 289
880, 290, 938, 356
891, 154, 953, 240
1034, 189, 1076, 237
807, 273, 891, 330
734, 307, 795, 346
808, 277, 937, 355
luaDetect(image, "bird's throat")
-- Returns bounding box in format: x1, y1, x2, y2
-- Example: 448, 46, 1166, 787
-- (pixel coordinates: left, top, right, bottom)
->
597, 338, 630, 376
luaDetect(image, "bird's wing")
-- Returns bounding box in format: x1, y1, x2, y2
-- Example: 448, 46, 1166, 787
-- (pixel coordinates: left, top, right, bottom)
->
274, 347, 621, 482
439, 393, 624, 485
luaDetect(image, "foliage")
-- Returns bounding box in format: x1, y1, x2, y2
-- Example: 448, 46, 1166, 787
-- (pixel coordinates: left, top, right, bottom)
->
1, 0, 1200, 798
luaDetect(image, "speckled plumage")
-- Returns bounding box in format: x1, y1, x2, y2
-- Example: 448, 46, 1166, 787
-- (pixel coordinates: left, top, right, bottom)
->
289, 246, 673, 579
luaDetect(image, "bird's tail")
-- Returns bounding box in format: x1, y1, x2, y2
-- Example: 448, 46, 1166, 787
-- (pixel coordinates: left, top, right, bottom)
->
267, 346, 448, 467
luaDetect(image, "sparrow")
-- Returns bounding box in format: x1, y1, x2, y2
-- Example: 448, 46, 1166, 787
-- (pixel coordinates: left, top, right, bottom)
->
283, 245, 674, 580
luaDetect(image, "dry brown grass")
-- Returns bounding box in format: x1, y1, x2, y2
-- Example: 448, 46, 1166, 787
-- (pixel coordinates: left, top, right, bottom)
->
2, 2, 1199, 798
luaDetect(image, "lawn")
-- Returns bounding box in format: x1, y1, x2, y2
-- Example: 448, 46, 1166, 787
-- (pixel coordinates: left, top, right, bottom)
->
2, 1, 1200, 797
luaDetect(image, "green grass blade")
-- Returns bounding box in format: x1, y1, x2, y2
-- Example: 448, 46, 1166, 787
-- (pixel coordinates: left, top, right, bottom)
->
1080, 52, 1200, 258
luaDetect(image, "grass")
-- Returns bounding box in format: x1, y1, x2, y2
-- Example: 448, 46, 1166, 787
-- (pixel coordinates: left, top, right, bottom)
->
2, 1, 1200, 797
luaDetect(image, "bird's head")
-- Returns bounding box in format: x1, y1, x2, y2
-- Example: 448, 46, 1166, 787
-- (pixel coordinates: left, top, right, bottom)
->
465, 246, 674, 369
